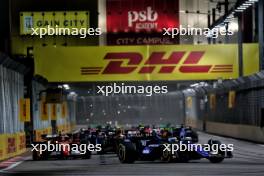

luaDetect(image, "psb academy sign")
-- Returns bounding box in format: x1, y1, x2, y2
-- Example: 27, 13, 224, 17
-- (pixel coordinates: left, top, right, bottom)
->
106, 0, 179, 32
106, 0, 179, 45
20, 11, 90, 35
34, 44, 259, 82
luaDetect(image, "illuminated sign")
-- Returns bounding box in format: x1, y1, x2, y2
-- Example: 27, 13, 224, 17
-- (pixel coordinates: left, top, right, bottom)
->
107, 0, 179, 32
106, 0, 179, 45
128, 6, 158, 31
20, 11, 90, 35
19, 98, 31, 122
93, 51, 233, 74
34, 44, 259, 82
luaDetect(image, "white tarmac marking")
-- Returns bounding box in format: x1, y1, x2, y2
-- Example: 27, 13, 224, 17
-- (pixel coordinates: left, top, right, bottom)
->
0, 156, 31, 173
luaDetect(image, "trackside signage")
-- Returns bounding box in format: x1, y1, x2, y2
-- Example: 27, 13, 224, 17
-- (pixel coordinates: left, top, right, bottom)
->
106, 0, 179, 32
20, 11, 89, 35
106, 0, 179, 45
34, 44, 259, 82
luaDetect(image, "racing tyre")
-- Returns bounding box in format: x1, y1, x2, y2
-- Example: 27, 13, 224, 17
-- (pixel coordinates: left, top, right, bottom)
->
209, 157, 224, 163
177, 152, 190, 163
32, 143, 48, 160
208, 139, 224, 163
161, 144, 174, 163
97, 148, 105, 155
118, 143, 136, 163
83, 151, 92, 159
81, 140, 92, 159
41, 151, 48, 160
32, 150, 41, 161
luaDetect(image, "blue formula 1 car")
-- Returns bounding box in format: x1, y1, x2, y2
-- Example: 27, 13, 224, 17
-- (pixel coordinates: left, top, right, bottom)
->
118, 134, 173, 163
118, 127, 233, 163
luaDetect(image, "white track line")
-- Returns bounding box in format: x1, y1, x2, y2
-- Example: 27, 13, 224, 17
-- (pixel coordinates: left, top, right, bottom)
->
0, 156, 31, 173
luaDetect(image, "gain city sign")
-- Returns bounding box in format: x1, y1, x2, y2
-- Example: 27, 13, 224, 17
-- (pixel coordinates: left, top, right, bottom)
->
20, 11, 90, 35
34, 44, 259, 82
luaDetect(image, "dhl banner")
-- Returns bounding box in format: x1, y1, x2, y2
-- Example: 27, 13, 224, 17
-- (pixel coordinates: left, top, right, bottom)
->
186, 97, 192, 109
51, 104, 57, 120
18, 133, 26, 151
228, 91, 236, 108
34, 127, 52, 142
20, 11, 90, 35
40, 101, 49, 121
0, 133, 26, 160
61, 102, 67, 118
57, 123, 72, 133
34, 44, 259, 82
7, 136, 16, 154
210, 94, 216, 110
0, 134, 5, 160
19, 98, 31, 122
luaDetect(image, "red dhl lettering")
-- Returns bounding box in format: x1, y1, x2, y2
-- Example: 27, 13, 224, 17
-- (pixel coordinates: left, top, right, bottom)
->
80, 51, 233, 75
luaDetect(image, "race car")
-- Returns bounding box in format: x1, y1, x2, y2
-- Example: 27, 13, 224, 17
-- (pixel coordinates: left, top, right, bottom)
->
87, 126, 124, 154
118, 126, 233, 163
32, 131, 92, 160
118, 133, 176, 163
95, 129, 115, 154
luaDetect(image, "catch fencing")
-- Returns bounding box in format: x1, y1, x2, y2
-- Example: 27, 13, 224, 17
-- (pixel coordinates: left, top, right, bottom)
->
76, 91, 185, 127
0, 54, 27, 160
0, 65, 24, 134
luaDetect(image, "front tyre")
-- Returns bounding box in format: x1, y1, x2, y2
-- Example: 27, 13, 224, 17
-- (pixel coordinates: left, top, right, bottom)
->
208, 139, 224, 163
161, 144, 175, 163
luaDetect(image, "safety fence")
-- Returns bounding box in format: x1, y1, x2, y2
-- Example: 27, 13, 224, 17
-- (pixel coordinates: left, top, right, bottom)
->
184, 72, 264, 143
0, 57, 26, 160
32, 80, 51, 131
76, 91, 185, 127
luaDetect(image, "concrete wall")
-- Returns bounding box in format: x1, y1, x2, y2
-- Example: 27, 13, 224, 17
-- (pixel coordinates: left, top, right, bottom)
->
206, 121, 264, 143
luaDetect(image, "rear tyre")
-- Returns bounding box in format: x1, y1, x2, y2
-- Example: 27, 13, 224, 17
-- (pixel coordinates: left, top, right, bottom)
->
32, 143, 48, 160
32, 150, 41, 161
209, 157, 224, 163
177, 152, 190, 163
83, 151, 92, 159
118, 143, 136, 163
81, 140, 92, 159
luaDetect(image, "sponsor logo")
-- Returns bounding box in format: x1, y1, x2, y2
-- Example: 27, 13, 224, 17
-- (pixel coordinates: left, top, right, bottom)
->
23, 16, 33, 33
128, 6, 158, 30
7, 138, 16, 154
19, 135, 26, 150
81, 52, 233, 75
